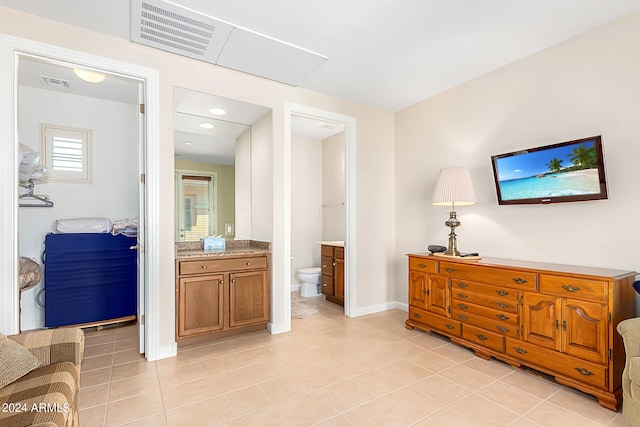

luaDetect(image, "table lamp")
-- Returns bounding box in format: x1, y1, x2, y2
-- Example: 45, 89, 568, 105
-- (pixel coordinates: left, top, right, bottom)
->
431, 167, 476, 257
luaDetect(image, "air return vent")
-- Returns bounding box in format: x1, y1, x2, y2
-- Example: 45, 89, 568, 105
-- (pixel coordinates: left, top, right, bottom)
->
131, 0, 327, 86
41, 76, 70, 88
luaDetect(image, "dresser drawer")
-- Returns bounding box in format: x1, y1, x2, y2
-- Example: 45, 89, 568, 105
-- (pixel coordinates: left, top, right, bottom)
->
441, 262, 537, 291
179, 256, 267, 275
452, 301, 518, 325
462, 324, 505, 353
451, 290, 519, 314
540, 275, 608, 302
408, 307, 461, 336
409, 257, 437, 274
321, 245, 334, 257
505, 338, 607, 389
453, 310, 519, 338
335, 247, 344, 260
451, 279, 519, 301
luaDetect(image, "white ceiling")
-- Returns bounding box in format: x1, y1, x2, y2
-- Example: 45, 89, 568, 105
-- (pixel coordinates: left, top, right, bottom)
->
2, 0, 640, 111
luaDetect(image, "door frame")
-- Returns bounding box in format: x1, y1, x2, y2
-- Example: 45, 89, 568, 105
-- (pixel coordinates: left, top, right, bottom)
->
283, 102, 357, 327
0, 35, 164, 360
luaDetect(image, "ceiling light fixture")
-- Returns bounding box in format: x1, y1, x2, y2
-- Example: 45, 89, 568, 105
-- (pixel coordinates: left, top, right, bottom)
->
209, 108, 226, 115
199, 123, 214, 129
184, 141, 193, 145
73, 68, 106, 83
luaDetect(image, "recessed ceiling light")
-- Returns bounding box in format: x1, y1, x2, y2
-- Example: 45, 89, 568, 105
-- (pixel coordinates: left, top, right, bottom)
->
184, 141, 193, 145
199, 123, 214, 129
209, 108, 226, 115
73, 68, 106, 83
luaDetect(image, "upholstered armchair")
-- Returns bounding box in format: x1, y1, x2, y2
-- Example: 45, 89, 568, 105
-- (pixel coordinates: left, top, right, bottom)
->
617, 316, 640, 426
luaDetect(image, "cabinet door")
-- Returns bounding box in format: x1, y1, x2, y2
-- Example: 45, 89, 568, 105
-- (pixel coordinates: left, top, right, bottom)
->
427, 275, 449, 317
230, 270, 270, 327
563, 298, 608, 364
335, 258, 345, 303
409, 270, 428, 309
522, 293, 561, 351
178, 275, 224, 337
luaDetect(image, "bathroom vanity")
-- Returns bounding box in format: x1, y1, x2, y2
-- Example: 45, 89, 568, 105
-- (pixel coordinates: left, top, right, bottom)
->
320, 241, 344, 306
175, 240, 270, 344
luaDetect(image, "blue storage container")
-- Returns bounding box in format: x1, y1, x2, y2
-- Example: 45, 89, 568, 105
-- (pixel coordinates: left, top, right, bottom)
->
43, 233, 137, 327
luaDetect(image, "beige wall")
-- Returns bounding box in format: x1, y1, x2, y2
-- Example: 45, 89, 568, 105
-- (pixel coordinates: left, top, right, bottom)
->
0, 7, 396, 348
394, 11, 640, 303
174, 160, 235, 239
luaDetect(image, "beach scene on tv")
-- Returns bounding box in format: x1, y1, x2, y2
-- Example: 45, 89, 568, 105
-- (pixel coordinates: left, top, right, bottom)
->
495, 140, 601, 201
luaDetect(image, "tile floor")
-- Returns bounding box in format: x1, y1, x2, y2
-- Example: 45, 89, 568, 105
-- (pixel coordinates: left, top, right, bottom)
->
79, 293, 633, 426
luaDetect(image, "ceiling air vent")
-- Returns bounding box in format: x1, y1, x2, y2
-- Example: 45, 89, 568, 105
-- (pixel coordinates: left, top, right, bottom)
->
40, 76, 70, 88
130, 0, 327, 86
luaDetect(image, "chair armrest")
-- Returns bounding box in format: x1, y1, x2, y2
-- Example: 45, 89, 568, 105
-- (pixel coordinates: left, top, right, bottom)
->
8, 328, 84, 367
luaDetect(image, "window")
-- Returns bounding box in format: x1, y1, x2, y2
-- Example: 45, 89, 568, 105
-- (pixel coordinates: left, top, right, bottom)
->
41, 124, 92, 182
175, 171, 217, 242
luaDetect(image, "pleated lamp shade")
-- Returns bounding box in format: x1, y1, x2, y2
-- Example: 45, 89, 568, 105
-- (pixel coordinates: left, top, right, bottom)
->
432, 167, 477, 206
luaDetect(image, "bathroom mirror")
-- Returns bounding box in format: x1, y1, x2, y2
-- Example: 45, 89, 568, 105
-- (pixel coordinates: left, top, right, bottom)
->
173, 87, 270, 241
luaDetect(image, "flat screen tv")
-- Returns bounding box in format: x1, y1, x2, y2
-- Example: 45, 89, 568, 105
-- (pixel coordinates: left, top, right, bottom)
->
491, 135, 608, 205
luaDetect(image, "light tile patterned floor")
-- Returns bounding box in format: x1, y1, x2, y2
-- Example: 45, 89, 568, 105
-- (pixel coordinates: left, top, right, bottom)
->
79, 294, 633, 426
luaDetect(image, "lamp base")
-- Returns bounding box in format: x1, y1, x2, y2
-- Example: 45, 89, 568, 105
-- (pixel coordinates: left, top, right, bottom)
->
432, 252, 482, 260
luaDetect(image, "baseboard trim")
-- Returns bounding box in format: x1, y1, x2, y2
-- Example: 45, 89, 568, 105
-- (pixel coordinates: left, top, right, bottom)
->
350, 300, 408, 317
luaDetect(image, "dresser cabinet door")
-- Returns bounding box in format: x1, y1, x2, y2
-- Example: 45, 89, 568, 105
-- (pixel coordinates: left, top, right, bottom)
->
178, 275, 225, 337
427, 275, 449, 317
229, 270, 270, 328
409, 270, 428, 309
522, 293, 562, 351
563, 298, 608, 364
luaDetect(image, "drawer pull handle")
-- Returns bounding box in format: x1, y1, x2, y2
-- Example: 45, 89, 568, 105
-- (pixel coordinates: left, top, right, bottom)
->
323, 264, 328, 268
575, 367, 594, 376
323, 283, 328, 287
513, 347, 528, 354
496, 290, 509, 296
458, 282, 468, 288
413, 312, 422, 318
512, 278, 527, 285
458, 314, 468, 321
458, 304, 468, 310
457, 293, 468, 299
418, 263, 426, 268
220, 280, 223, 284
496, 326, 509, 333
247, 262, 252, 266
445, 323, 455, 330
496, 314, 509, 321
446, 268, 454, 273
497, 302, 510, 309
201, 265, 208, 269
476, 334, 487, 341
562, 285, 581, 292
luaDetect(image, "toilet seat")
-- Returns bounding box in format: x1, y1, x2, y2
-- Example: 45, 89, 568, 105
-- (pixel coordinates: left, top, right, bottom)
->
298, 267, 321, 274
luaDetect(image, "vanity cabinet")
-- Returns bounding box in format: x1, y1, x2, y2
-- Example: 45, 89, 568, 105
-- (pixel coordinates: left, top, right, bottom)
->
321, 244, 344, 306
405, 254, 636, 410
176, 253, 270, 342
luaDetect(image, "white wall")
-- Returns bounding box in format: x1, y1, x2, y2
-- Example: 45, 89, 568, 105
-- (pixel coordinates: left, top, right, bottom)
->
18, 86, 138, 330
291, 134, 322, 287
235, 127, 251, 239
322, 131, 345, 241
251, 112, 273, 242
0, 6, 396, 347
394, 11, 640, 303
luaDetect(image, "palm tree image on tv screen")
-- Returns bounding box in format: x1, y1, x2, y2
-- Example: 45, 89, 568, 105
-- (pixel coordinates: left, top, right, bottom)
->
494, 138, 604, 202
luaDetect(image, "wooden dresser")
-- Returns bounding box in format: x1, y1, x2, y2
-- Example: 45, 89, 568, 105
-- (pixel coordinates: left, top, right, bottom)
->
405, 253, 636, 410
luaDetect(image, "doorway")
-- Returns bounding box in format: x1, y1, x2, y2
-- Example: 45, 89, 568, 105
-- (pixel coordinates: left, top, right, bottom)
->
0, 35, 163, 360
284, 103, 357, 327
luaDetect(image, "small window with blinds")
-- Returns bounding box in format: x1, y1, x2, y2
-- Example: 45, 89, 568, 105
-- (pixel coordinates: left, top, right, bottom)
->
41, 124, 92, 182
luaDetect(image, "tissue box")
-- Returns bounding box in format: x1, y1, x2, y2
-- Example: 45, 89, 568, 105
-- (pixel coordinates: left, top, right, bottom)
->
203, 237, 225, 251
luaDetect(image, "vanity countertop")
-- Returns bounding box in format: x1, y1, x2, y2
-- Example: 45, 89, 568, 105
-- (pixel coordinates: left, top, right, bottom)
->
319, 240, 345, 247
175, 240, 270, 259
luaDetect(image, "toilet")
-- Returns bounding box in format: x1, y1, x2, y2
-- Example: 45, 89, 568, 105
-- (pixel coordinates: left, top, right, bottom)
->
297, 267, 321, 297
